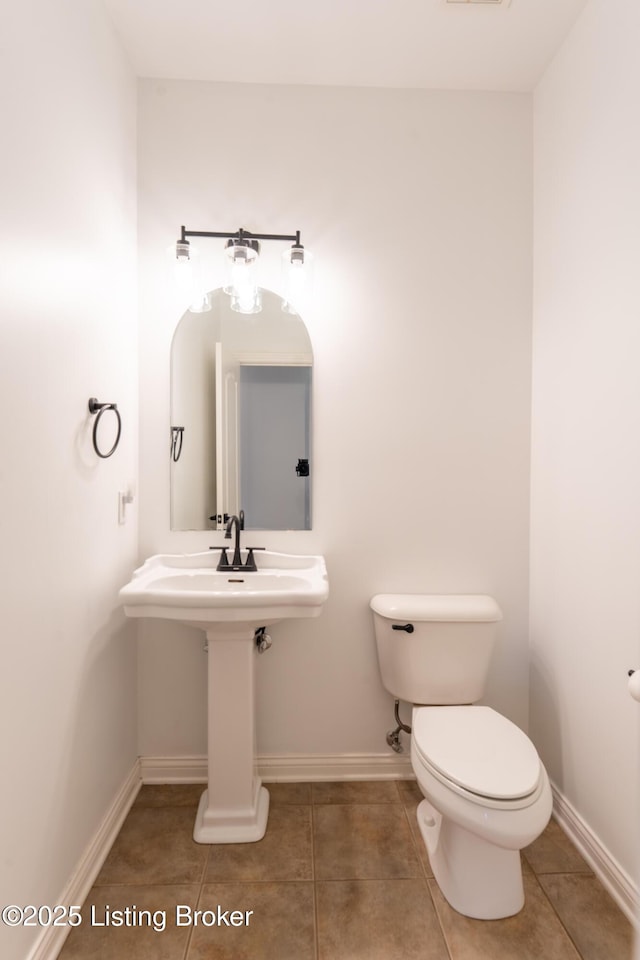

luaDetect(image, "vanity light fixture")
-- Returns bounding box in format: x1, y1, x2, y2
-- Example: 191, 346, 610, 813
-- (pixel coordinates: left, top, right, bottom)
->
171, 225, 312, 315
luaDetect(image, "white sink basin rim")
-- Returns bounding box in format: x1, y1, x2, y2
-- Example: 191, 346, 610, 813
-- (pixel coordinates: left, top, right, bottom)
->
119, 550, 329, 625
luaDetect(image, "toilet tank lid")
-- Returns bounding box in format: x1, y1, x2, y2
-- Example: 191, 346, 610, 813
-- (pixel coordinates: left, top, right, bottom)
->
370, 594, 502, 623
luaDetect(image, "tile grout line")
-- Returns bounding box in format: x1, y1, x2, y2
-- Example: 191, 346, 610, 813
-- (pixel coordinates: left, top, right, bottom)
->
181, 829, 210, 960
400, 796, 455, 960
181, 898, 197, 960
526, 870, 587, 960
310, 800, 320, 960
426, 880, 457, 960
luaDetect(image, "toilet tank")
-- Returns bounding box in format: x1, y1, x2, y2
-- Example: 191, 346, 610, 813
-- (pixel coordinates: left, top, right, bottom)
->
370, 594, 502, 705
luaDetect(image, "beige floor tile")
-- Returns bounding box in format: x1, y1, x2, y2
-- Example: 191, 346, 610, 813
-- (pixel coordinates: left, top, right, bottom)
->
58, 884, 199, 960
539, 873, 635, 960
95, 807, 208, 885
266, 781, 312, 805
397, 778, 423, 806
133, 783, 204, 809
204, 805, 313, 882
312, 779, 400, 804
430, 871, 582, 960
404, 802, 435, 878
316, 878, 449, 960
186, 882, 315, 960
78, 781, 634, 960
314, 803, 422, 880
396, 778, 435, 877
523, 819, 592, 875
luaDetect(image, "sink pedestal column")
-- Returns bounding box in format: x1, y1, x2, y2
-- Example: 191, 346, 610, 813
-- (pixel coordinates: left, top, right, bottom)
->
193, 626, 269, 843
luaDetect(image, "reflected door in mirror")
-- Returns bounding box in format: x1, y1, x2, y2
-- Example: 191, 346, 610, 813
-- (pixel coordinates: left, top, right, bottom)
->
239, 365, 311, 530
170, 287, 313, 531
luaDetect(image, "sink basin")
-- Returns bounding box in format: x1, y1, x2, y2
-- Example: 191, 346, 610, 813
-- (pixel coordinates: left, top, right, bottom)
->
119, 550, 329, 628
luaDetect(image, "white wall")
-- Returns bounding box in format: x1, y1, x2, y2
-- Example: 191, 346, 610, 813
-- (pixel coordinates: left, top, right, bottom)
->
0, 3, 138, 958
137, 82, 533, 759
531, 0, 640, 888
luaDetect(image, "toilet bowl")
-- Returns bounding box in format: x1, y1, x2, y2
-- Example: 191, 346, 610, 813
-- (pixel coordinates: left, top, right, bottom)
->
370, 593, 552, 919
410, 705, 552, 919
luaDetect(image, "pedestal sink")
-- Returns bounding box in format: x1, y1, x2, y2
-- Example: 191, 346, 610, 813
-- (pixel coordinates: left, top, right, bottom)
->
119, 550, 328, 843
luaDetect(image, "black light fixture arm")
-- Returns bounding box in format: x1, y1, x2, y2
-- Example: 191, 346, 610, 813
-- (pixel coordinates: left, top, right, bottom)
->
179, 225, 302, 246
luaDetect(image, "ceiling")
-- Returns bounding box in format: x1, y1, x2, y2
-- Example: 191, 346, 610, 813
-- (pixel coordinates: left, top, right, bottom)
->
103, 0, 587, 92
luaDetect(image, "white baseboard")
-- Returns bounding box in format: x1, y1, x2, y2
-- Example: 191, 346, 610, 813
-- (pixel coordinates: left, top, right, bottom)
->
139, 755, 208, 783
26, 761, 141, 960
551, 782, 639, 926
259, 752, 415, 782
140, 751, 414, 784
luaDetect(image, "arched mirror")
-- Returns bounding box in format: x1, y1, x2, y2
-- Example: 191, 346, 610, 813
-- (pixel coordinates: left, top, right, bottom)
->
170, 288, 312, 531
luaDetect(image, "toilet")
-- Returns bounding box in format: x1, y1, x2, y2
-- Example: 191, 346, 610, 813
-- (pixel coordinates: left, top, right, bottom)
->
370, 593, 552, 920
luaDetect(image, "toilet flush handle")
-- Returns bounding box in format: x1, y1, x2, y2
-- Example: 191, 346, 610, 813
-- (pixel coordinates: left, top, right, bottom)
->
392, 623, 414, 633
628, 669, 640, 703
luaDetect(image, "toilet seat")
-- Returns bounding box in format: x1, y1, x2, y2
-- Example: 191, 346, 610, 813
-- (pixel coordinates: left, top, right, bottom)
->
413, 706, 541, 804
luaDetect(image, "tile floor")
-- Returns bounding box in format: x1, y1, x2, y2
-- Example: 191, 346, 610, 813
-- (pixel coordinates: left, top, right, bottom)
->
58, 780, 635, 960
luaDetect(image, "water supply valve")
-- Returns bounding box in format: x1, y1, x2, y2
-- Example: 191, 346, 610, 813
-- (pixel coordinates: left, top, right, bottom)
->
255, 627, 272, 653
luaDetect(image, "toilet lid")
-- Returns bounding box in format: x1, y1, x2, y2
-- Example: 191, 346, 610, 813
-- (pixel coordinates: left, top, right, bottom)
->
413, 706, 541, 800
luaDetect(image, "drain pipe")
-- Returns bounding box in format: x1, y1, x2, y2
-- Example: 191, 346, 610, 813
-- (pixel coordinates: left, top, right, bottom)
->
386, 699, 411, 753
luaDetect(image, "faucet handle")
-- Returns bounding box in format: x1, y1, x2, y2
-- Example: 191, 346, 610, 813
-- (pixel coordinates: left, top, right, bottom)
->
244, 547, 265, 572
208, 546, 231, 570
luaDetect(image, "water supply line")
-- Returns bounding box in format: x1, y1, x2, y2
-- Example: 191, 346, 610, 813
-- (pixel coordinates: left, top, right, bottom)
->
386, 699, 411, 753
202, 627, 272, 654
255, 626, 272, 653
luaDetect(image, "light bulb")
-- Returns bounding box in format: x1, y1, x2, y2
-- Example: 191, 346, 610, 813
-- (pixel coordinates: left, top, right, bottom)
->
226, 240, 261, 313
166, 241, 211, 313
282, 245, 313, 315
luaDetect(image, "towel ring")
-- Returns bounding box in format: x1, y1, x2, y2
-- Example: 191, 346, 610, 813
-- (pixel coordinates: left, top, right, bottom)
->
88, 398, 122, 459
